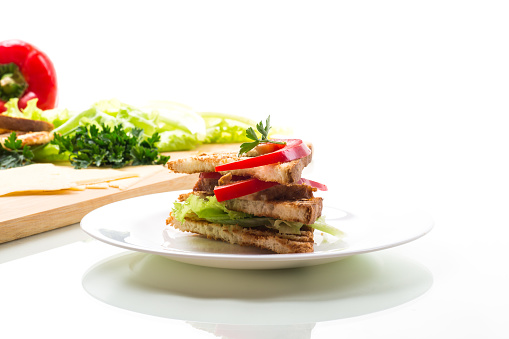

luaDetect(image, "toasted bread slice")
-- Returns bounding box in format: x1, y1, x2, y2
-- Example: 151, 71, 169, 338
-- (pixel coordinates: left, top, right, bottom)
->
0, 131, 54, 147
0, 115, 54, 132
224, 197, 323, 225
167, 216, 315, 254
167, 152, 312, 185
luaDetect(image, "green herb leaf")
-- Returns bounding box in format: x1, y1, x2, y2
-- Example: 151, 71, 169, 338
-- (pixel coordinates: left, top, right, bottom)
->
51, 123, 170, 169
0, 132, 35, 170
245, 127, 258, 141
256, 116, 271, 139
238, 115, 285, 155
238, 140, 259, 155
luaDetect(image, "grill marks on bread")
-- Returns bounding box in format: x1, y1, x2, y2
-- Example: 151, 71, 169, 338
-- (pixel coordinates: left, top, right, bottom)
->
167, 216, 315, 254
224, 197, 323, 225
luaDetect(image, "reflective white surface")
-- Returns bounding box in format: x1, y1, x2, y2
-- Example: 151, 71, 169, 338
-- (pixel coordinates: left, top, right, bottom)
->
82, 251, 433, 325
2, 1, 509, 338
81, 190, 433, 269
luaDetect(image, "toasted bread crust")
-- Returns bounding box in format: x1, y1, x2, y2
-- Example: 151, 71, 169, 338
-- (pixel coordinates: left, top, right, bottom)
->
166, 216, 314, 254
167, 152, 312, 185
0, 115, 54, 132
167, 151, 238, 173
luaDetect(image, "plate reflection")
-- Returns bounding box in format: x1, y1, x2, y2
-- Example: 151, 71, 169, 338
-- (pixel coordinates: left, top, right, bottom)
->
82, 251, 432, 337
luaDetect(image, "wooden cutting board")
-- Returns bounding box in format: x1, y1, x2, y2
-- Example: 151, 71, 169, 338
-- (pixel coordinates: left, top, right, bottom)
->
0, 143, 240, 244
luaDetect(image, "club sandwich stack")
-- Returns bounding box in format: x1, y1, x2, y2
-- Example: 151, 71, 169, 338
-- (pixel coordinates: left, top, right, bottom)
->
165, 146, 324, 254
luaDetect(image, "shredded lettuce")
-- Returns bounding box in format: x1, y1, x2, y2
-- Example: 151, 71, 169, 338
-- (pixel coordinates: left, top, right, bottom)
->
172, 194, 343, 237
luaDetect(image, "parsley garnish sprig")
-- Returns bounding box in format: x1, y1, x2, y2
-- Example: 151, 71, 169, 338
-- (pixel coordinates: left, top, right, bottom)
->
0, 132, 34, 170
52, 123, 170, 169
238, 116, 285, 155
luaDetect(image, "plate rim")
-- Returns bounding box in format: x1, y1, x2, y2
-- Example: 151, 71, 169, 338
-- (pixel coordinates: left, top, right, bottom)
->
80, 190, 434, 264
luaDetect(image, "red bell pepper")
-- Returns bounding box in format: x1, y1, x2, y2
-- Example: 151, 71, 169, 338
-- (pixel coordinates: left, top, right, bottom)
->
215, 139, 311, 171
0, 39, 58, 113
214, 176, 328, 202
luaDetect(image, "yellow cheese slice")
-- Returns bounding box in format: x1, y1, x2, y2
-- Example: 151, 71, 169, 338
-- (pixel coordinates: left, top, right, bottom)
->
108, 165, 166, 190
69, 185, 87, 191
86, 183, 109, 189
0, 164, 76, 196
0, 163, 140, 196
57, 166, 139, 186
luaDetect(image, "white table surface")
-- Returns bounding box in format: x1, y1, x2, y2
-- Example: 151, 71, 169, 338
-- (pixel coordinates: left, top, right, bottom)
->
2, 1, 509, 338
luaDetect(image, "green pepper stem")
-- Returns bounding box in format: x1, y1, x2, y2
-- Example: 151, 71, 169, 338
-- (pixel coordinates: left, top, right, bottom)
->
0, 63, 28, 101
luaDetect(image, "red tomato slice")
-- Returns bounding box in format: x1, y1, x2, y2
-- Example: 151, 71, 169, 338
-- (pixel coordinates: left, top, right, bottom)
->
298, 178, 328, 191
215, 139, 311, 171
214, 178, 279, 202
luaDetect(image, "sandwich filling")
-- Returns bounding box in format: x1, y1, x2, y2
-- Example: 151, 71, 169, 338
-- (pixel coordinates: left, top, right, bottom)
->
171, 193, 342, 237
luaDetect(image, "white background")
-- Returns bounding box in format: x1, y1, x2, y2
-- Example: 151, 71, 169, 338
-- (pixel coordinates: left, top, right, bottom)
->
2, 1, 509, 338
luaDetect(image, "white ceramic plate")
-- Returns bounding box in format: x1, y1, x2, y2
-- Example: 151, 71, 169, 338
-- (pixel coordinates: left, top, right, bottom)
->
81, 190, 433, 269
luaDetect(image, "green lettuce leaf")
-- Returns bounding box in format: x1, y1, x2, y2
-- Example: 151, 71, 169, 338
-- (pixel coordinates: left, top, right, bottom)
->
51, 99, 158, 136
144, 100, 206, 136
32, 144, 67, 162
199, 112, 292, 144
142, 100, 206, 151
310, 216, 345, 238
173, 194, 250, 223
156, 130, 201, 152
